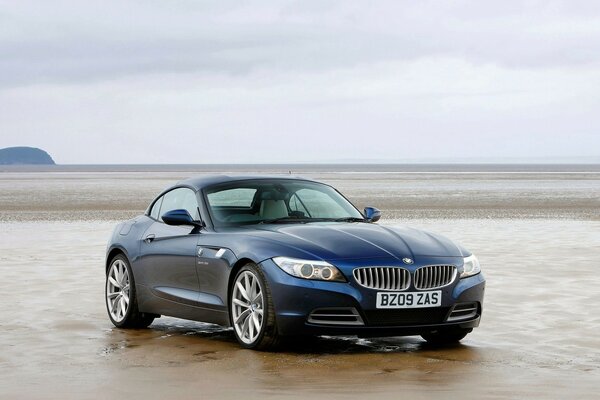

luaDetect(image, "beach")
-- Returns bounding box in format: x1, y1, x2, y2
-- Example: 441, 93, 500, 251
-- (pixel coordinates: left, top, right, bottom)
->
1, 165, 599, 399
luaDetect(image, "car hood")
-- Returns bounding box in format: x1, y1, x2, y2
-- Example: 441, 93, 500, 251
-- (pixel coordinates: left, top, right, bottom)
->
245, 222, 468, 261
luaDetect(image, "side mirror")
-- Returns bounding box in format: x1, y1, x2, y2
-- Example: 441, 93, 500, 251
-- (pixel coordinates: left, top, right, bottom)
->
364, 206, 381, 223
162, 209, 202, 228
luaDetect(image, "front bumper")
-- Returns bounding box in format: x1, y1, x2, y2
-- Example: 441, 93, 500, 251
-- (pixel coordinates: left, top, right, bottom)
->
259, 258, 485, 337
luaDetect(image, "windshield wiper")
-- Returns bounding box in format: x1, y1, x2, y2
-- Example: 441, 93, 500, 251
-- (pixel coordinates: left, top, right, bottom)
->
259, 216, 366, 224
258, 216, 308, 224
313, 217, 367, 222
329, 217, 367, 222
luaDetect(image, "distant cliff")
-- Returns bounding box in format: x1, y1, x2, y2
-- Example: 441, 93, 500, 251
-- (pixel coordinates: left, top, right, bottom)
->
0, 147, 56, 165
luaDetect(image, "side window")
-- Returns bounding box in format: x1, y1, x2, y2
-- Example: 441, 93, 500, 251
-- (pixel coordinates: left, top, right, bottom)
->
149, 196, 163, 220
180, 189, 201, 220
159, 188, 200, 222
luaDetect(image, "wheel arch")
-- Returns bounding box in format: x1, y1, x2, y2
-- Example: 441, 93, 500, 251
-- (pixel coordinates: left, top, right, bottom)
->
226, 257, 258, 308
105, 246, 130, 273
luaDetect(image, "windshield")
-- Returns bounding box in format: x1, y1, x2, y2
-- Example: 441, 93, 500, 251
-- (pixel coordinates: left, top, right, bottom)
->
204, 179, 364, 226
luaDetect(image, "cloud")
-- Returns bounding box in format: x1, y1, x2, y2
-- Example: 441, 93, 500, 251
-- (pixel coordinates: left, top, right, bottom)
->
0, 0, 599, 163
2, 0, 600, 88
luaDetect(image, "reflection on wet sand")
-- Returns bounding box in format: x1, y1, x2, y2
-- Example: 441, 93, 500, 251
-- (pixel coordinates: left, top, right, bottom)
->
102, 318, 486, 395
1, 168, 599, 399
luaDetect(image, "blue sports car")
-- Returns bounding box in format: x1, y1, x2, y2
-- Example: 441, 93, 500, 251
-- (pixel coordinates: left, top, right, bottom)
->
105, 176, 485, 349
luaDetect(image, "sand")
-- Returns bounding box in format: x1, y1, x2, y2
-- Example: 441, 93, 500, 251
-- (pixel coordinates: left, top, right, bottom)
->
0, 165, 599, 221
0, 166, 599, 399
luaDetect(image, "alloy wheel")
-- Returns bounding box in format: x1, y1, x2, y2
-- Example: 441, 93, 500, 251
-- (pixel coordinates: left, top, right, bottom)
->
106, 259, 131, 323
232, 270, 264, 344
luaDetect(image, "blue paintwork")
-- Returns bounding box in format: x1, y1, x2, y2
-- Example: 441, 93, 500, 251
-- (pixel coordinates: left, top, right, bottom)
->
161, 208, 201, 228
260, 258, 484, 336
106, 175, 485, 336
363, 206, 381, 222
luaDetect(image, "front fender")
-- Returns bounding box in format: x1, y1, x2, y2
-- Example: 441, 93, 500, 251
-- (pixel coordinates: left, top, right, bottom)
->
220, 234, 329, 264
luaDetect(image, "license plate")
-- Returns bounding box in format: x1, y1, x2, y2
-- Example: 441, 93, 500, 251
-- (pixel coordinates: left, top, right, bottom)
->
376, 290, 442, 309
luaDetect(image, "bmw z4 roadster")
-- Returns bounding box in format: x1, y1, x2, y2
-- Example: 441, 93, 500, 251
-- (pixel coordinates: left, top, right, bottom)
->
105, 176, 485, 349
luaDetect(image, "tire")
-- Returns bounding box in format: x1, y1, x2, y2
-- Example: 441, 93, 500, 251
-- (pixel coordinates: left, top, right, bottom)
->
105, 254, 155, 329
421, 328, 471, 345
230, 263, 280, 350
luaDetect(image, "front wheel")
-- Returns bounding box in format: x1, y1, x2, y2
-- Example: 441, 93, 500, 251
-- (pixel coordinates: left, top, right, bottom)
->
421, 328, 471, 345
105, 255, 155, 328
230, 263, 280, 350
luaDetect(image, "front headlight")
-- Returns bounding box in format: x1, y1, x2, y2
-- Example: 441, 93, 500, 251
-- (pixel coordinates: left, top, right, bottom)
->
461, 254, 481, 278
272, 257, 346, 282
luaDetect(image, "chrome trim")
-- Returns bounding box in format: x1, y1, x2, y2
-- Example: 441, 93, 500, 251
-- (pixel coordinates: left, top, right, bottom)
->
414, 265, 457, 290
353, 267, 410, 291
215, 248, 226, 258
447, 302, 478, 322
307, 307, 364, 326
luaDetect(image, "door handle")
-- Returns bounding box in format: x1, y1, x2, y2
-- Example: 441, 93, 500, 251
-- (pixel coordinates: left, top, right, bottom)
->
144, 234, 156, 243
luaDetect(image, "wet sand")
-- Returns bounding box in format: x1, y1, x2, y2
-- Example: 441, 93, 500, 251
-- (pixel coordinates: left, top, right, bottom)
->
1, 167, 599, 399
0, 165, 599, 221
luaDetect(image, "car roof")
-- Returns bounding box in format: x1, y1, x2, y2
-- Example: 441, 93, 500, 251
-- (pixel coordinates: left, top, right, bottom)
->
176, 175, 321, 191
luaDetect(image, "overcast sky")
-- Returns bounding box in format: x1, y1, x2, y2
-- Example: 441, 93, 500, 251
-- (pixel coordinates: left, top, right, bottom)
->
1, 0, 599, 164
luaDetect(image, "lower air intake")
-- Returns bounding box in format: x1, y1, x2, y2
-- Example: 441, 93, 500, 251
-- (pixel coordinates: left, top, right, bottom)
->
307, 308, 364, 326
364, 307, 451, 326
447, 302, 479, 322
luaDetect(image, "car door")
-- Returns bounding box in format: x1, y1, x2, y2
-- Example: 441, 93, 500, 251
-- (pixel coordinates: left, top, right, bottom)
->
139, 187, 202, 306
193, 187, 259, 311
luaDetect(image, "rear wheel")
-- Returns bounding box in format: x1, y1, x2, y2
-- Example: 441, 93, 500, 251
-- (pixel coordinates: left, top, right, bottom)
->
230, 263, 280, 350
105, 255, 155, 328
421, 328, 471, 345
